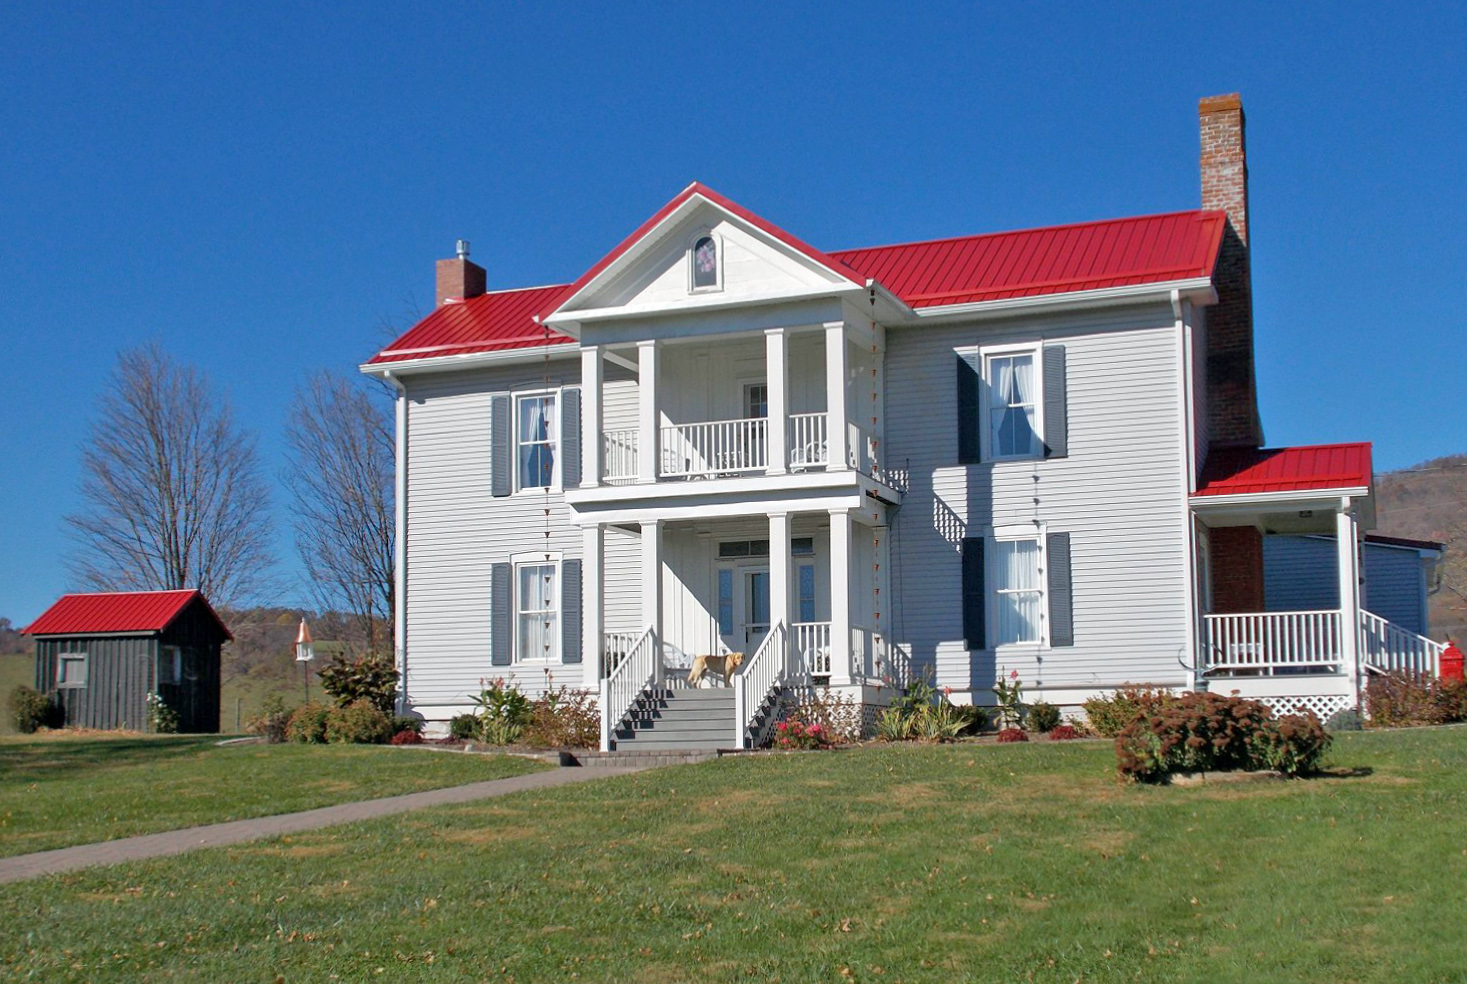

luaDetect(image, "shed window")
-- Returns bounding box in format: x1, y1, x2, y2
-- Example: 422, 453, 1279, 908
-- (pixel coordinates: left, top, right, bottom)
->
691, 235, 720, 291
159, 645, 182, 685
57, 653, 88, 688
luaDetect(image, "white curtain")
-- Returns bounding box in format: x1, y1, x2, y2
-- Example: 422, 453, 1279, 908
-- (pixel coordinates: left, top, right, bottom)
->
992, 354, 1036, 457
518, 396, 555, 488
996, 539, 1040, 645
517, 564, 558, 661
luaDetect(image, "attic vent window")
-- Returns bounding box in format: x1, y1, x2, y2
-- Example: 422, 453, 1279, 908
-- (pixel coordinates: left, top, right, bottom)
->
691, 235, 720, 291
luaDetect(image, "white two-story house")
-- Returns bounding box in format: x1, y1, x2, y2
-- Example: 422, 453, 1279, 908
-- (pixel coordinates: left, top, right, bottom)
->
363, 93, 1445, 750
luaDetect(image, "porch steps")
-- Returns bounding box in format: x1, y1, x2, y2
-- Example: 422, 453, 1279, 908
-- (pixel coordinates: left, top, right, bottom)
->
613, 688, 740, 752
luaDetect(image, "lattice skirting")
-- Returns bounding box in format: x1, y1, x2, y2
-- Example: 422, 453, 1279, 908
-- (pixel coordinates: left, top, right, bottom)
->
1253, 694, 1353, 720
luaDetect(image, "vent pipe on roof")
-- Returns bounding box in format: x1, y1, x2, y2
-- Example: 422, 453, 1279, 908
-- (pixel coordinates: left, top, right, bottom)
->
436, 240, 487, 307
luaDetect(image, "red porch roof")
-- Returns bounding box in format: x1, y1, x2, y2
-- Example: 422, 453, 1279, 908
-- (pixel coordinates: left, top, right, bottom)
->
23, 590, 233, 640
1195, 443, 1374, 497
368, 188, 1228, 368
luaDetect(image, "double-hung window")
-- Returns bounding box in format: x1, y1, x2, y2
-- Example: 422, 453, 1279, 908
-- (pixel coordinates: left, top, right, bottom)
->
992, 535, 1044, 646
517, 393, 557, 490
516, 561, 559, 662
985, 348, 1041, 460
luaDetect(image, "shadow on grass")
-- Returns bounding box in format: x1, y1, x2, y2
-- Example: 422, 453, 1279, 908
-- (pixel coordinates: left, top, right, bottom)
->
0, 736, 219, 783
1312, 766, 1374, 780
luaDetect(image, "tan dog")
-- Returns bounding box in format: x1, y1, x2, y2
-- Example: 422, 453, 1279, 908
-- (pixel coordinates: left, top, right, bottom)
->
687, 651, 745, 687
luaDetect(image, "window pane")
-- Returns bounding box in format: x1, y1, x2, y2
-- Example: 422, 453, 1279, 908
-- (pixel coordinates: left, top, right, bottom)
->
791, 537, 815, 556
717, 569, 734, 635
520, 442, 555, 488
997, 540, 1039, 590
996, 591, 1040, 645
798, 564, 816, 622
693, 236, 717, 288
988, 353, 1037, 457
748, 571, 770, 626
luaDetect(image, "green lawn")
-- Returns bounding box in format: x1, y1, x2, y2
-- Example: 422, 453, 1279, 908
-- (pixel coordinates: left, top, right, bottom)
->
0, 735, 549, 857
3, 729, 1465, 982
0, 653, 34, 735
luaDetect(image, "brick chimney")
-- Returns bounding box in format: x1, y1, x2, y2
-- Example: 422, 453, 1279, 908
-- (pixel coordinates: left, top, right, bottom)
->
1200, 93, 1263, 449
435, 239, 487, 307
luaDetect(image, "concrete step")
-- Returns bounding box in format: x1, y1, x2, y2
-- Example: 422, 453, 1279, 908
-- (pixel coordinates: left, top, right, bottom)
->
613, 735, 735, 751
561, 749, 720, 767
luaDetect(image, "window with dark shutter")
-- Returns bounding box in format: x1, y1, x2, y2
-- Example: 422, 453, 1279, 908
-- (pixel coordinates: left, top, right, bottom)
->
961, 537, 986, 650
561, 387, 582, 488
1047, 532, 1074, 647
490, 563, 512, 665
562, 559, 582, 663
1042, 345, 1068, 459
490, 395, 512, 497
956, 353, 981, 464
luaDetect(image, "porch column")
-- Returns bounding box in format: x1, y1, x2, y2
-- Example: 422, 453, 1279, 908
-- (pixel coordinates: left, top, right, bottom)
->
828, 507, 854, 686
769, 511, 791, 640
582, 524, 604, 688
1337, 499, 1362, 706
641, 519, 664, 683
580, 345, 602, 488
765, 328, 789, 474
825, 321, 849, 470
637, 340, 659, 482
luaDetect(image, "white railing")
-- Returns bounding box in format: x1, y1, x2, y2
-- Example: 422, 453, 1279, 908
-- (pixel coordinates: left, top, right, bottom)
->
1360, 611, 1446, 677
792, 621, 831, 677
733, 622, 787, 749
788, 413, 828, 470
1202, 610, 1343, 675
660, 418, 768, 478
848, 422, 880, 478
601, 631, 641, 675
599, 626, 656, 752
851, 625, 882, 680
602, 429, 638, 483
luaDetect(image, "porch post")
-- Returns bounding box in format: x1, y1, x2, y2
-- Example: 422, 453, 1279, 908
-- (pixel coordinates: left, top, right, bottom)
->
824, 321, 849, 470
641, 519, 664, 683
769, 510, 791, 644
637, 340, 659, 483
765, 328, 789, 474
828, 507, 854, 686
580, 345, 602, 488
1337, 499, 1362, 706
582, 523, 604, 689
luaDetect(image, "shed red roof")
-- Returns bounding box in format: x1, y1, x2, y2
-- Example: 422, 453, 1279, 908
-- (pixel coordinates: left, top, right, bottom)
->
368, 187, 1229, 368
1194, 443, 1374, 497
23, 590, 232, 640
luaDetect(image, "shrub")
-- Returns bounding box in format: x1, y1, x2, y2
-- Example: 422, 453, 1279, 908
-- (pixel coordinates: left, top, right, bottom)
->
910, 700, 968, 742
1083, 686, 1176, 738
522, 688, 599, 748
1366, 671, 1467, 728
246, 695, 293, 744
325, 700, 393, 744
391, 715, 425, 736
873, 676, 977, 743
793, 687, 863, 742
285, 703, 330, 743
875, 706, 912, 742
1028, 701, 1061, 733
954, 704, 989, 735
1114, 691, 1331, 782
9, 685, 60, 733
319, 652, 399, 716
471, 679, 533, 745
996, 727, 1028, 743
448, 714, 479, 741
774, 715, 833, 750
1048, 724, 1081, 741
389, 729, 423, 745
1325, 707, 1364, 732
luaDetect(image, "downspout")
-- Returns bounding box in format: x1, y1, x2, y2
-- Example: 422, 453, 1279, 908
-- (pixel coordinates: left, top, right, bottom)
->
384, 369, 409, 716
1174, 289, 1203, 689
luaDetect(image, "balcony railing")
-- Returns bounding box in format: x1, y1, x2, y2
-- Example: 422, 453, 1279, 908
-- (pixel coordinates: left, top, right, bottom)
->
1202, 610, 1343, 675
792, 621, 831, 676
660, 418, 767, 478
788, 413, 828, 470
602, 430, 638, 484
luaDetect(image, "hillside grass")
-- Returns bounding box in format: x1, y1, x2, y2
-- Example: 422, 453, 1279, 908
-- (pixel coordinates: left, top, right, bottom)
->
0, 653, 35, 735
0, 735, 549, 857
3, 728, 1465, 982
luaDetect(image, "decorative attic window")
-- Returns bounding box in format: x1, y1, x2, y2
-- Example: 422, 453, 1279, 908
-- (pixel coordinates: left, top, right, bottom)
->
691, 234, 721, 292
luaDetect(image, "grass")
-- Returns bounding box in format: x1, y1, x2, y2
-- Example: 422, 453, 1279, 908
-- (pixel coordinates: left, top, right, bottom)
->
0, 735, 550, 857
0, 653, 34, 735
3, 729, 1466, 982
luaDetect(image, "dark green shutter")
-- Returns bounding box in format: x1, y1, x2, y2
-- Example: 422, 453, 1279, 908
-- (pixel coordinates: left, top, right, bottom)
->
562, 559, 582, 664
961, 537, 986, 650
957, 353, 981, 463
490, 394, 512, 497
490, 563, 512, 665
1043, 345, 1068, 459
1047, 532, 1074, 647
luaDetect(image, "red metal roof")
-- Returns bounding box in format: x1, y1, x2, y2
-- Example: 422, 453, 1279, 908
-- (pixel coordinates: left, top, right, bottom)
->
23, 590, 232, 639
1195, 443, 1374, 497
831, 209, 1226, 307
368, 192, 1228, 367
368, 284, 574, 366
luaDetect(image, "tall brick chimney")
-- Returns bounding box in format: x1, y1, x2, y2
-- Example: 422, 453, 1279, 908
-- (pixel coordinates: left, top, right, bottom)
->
1200, 93, 1263, 449
435, 239, 487, 307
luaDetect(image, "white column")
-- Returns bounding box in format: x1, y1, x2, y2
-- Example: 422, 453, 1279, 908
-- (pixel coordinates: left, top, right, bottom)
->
828, 507, 853, 686
765, 328, 789, 474
769, 511, 791, 637
637, 340, 659, 482
579, 346, 603, 487
641, 519, 664, 682
582, 524, 603, 689
1337, 500, 1362, 706
390, 375, 408, 714
825, 321, 849, 470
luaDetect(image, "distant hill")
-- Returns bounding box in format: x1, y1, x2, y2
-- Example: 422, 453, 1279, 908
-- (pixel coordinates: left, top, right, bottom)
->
1374, 453, 1467, 642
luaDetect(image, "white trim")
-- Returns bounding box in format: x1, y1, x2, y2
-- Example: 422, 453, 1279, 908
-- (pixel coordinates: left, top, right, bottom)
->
513, 389, 561, 495
509, 553, 564, 665
908, 277, 1217, 323
1190, 487, 1370, 511
56, 651, 88, 689
546, 284, 865, 327
960, 342, 1045, 464
688, 230, 724, 294
360, 345, 578, 378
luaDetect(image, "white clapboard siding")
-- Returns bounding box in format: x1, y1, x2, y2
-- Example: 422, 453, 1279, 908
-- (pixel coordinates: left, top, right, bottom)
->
403, 364, 583, 709
603, 526, 642, 634
884, 302, 1190, 694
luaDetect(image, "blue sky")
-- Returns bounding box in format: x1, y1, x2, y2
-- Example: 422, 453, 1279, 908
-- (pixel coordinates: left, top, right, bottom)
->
2, 2, 1464, 624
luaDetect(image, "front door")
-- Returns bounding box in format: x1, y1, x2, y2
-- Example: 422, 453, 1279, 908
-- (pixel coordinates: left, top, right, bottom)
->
718, 565, 770, 655
743, 568, 770, 653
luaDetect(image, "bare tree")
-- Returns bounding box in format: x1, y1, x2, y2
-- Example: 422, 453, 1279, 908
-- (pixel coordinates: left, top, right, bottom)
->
283, 371, 395, 653
65, 342, 275, 604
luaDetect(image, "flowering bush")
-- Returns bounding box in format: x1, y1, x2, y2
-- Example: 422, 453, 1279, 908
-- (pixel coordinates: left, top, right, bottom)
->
471, 678, 533, 745
1047, 724, 1081, 741
1366, 671, 1467, 728
389, 729, 422, 745
992, 669, 1025, 729
1114, 691, 1331, 782
774, 716, 833, 750
996, 727, 1028, 743
523, 687, 599, 748
145, 692, 180, 734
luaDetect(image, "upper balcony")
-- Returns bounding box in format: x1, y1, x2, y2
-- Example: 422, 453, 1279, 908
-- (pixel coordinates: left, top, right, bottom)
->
568, 318, 897, 517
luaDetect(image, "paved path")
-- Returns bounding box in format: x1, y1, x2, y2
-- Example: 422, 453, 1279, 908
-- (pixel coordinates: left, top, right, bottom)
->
0, 766, 642, 885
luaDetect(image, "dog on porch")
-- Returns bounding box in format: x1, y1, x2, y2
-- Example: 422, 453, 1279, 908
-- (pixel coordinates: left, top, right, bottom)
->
687, 651, 745, 688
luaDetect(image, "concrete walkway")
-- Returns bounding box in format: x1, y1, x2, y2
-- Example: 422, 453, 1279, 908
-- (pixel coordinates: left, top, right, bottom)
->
0, 765, 642, 885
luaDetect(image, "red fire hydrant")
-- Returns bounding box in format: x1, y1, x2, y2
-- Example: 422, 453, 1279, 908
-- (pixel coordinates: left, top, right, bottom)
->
1443, 641, 1465, 684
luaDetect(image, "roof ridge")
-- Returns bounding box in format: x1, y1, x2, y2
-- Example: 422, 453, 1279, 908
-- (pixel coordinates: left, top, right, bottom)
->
830, 208, 1223, 257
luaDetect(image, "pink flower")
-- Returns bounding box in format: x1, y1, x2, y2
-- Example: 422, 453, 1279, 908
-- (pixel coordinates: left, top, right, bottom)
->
1010, 669, 1019, 680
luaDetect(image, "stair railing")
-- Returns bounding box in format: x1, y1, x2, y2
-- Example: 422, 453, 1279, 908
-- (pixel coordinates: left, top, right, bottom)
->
733, 622, 787, 749
1359, 610, 1446, 677
600, 626, 657, 752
